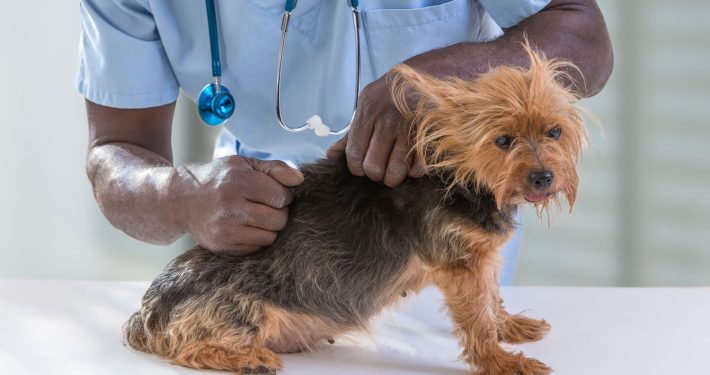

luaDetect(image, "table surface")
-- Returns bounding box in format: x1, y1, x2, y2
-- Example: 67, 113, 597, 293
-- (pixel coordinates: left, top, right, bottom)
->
1, 280, 708, 375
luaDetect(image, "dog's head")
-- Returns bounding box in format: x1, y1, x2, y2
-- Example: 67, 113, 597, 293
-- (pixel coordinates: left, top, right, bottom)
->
391, 43, 588, 213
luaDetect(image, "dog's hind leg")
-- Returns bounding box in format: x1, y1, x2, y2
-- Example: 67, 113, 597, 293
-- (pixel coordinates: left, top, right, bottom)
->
125, 289, 283, 374
171, 343, 282, 374
125, 311, 282, 373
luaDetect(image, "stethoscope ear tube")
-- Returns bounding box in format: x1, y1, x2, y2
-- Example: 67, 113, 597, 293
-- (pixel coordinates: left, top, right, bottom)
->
275, 4, 361, 136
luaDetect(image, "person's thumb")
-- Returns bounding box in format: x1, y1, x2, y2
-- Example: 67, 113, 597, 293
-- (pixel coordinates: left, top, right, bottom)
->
250, 159, 304, 187
326, 134, 348, 161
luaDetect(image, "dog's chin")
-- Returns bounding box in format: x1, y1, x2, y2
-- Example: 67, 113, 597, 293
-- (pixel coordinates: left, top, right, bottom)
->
503, 190, 558, 207
524, 192, 550, 204
497, 189, 562, 210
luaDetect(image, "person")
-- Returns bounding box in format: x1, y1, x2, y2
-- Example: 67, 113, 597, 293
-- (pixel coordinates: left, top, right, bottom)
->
76, 0, 612, 285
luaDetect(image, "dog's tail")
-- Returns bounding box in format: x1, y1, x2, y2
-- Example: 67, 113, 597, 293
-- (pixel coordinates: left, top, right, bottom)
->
123, 311, 150, 352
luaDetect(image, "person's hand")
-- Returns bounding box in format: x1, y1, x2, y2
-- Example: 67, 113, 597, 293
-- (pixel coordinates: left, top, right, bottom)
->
327, 76, 426, 187
173, 156, 304, 256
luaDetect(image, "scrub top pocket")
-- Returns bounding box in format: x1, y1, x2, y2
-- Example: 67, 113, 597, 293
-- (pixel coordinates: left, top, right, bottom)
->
362, 0, 502, 78
244, 0, 322, 40
245, 0, 285, 15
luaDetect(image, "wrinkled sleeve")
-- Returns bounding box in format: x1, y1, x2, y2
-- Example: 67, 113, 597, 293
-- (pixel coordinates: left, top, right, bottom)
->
477, 0, 551, 29
75, 0, 179, 108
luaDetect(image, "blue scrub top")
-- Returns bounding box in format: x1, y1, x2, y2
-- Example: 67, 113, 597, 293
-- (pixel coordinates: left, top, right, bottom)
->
75, 0, 549, 284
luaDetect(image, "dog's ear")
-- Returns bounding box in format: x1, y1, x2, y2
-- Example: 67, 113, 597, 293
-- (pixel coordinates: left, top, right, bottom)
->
388, 64, 462, 120
388, 65, 470, 177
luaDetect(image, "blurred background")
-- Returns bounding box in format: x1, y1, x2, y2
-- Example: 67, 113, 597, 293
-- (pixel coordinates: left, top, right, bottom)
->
0, 0, 707, 286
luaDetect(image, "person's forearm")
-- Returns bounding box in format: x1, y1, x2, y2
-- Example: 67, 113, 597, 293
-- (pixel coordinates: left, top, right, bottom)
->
403, 0, 613, 97
86, 143, 185, 245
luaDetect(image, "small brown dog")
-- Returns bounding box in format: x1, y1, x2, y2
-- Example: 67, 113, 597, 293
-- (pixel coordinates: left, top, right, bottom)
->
124, 43, 587, 374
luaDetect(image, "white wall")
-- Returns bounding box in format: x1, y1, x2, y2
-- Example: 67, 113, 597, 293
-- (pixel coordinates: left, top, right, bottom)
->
1, 1, 708, 284
0, 3, 218, 280
517, 0, 710, 286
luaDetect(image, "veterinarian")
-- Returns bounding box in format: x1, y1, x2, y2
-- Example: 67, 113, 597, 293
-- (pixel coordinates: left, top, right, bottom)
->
77, 0, 612, 284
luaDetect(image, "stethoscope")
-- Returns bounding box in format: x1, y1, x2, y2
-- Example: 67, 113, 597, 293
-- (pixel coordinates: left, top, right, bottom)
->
198, 0, 362, 137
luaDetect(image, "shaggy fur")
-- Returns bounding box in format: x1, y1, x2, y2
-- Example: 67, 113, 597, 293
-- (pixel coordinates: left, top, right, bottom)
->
124, 43, 587, 374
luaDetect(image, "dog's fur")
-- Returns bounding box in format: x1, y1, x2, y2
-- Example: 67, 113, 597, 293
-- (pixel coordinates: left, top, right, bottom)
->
124, 44, 587, 374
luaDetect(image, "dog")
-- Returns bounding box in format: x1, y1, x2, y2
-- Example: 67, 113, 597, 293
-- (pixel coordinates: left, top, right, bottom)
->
123, 43, 588, 375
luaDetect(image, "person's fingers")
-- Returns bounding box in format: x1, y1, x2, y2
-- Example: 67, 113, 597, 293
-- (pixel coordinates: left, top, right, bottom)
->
345, 109, 373, 176
224, 245, 261, 255
243, 203, 289, 231
326, 135, 348, 161
409, 152, 427, 177
383, 137, 410, 187
217, 227, 278, 256
238, 170, 295, 209
363, 115, 397, 182
240, 226, 279, 246
250, 159, 304, 187
239, 226, 278, 246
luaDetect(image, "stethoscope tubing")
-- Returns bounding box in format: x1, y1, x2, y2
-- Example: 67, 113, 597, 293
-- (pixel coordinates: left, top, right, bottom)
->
198, 0, 236, 126
205, 0, 222, 79
275, 3, 361, 135
199, 0, 361, 134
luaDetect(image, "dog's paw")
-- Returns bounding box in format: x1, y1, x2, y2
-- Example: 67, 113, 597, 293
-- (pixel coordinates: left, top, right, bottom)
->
476, 352, 551, 375
498, 315, 550, 344
239, 365, 278, 374
235, 348, 282, 374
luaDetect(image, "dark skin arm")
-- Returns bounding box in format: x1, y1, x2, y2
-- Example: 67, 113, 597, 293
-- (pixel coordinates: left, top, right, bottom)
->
328, 0, 614, 187
85, 100, 303, 255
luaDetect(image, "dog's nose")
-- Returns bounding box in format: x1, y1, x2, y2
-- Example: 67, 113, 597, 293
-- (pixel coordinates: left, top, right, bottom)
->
529, 170, 554, 190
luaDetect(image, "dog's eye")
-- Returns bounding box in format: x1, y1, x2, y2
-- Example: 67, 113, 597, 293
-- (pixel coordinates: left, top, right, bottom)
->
495, 135, 512, 150
547, 126, 561, 140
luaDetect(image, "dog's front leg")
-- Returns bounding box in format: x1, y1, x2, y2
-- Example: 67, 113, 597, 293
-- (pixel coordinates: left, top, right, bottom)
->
433, 256, 551, 375
496, 296, 551, 344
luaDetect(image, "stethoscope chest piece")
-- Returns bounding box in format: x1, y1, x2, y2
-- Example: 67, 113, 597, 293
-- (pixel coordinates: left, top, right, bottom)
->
198, 81, 235, 126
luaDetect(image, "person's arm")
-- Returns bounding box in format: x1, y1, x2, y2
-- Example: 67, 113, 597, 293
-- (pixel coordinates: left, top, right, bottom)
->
405, 0, 612, 95
329, 0, 613, 187
85, 100, 304, 255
